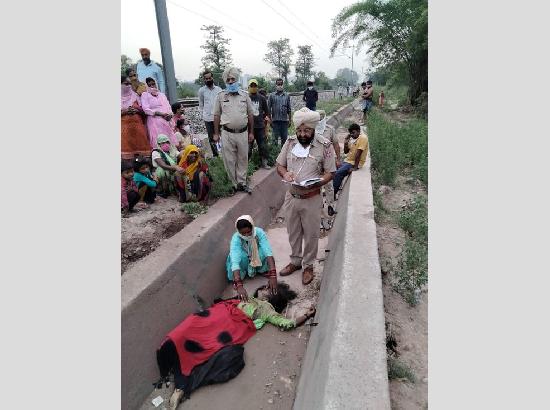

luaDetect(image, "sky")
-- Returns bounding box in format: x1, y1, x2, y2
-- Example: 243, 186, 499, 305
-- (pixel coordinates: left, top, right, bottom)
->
121, 0, 370, 83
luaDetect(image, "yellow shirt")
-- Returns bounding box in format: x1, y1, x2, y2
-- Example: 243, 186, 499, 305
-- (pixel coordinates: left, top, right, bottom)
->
345, 133, 369, 168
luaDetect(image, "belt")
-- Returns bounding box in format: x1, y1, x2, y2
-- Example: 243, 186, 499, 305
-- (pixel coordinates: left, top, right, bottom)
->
223, 125, 248, 133
291, 189, 321, 199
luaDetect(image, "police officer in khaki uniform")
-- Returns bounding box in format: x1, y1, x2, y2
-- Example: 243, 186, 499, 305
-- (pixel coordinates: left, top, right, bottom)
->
316, 109, 341, 217
276, 107, 336, 285
213, 67, 255, 193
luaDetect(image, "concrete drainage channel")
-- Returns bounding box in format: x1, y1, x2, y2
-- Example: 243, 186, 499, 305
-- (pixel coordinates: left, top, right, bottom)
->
122, 102, 389, 409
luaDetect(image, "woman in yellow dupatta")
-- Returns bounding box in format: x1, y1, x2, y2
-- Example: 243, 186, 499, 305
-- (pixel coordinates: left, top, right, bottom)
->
178, 145, 211, 203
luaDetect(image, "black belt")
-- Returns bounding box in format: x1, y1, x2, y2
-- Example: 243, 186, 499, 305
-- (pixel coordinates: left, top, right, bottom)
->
223, 125, 248, 133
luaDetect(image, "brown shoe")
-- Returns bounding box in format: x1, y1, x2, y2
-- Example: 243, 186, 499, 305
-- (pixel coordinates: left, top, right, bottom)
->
279, 263, 301, 276
302, 266, 315, 285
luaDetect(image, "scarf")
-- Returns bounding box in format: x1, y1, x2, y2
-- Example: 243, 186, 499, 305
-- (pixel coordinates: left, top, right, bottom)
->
148, 86, 159, 97
155, 134, 178, 165
235, 215, 262, 268
121, 85, 138, 110
178, 144, 201, 179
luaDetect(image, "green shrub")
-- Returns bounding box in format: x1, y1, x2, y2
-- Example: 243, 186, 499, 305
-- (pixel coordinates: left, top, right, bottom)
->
181, 202, 208, 218
398, 195, 428, 244
206, 156, 235, 199
387, 357, 416, 383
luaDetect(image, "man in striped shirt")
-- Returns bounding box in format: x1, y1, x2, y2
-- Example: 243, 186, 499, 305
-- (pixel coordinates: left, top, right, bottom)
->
268, 78, 292, 146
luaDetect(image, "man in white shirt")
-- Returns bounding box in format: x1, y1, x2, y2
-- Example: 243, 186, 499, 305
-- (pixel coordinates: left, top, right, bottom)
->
198, 69, 222, 157
136, 48, 166, 94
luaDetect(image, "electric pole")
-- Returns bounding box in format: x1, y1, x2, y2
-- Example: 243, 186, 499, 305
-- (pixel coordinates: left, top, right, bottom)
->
153, 0, 177, 103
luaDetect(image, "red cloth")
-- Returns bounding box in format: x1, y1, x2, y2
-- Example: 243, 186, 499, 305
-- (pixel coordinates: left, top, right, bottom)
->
166, 300, 256, 376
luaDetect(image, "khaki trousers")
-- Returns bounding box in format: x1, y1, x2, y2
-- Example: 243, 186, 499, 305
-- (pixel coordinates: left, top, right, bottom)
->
285, 191, 323, 268
221, 129, 249, 187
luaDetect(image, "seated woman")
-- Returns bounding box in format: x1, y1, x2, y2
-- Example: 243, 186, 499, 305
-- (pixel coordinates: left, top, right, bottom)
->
174, 119, 192, 151
225, 215, 278, 301
133, 158, 158, 204
178, 145, 211, 203
151, 134, 186, 201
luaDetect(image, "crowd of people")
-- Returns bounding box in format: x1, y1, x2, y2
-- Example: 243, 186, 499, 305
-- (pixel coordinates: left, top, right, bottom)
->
121, 47, 374, 409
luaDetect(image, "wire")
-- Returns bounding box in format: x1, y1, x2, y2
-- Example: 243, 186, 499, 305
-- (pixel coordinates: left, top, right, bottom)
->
259, 0, 331, 55
166, 0, 268, 46
275, 0, 323, 42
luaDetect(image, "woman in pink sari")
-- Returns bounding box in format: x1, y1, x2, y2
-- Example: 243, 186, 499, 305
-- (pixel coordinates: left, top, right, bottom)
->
121, 75, 151, 160
140, 77, 177, 148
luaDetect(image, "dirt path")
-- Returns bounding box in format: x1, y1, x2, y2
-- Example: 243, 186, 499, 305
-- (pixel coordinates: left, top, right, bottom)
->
377, 175, 428, 408
138, 208, 329, 410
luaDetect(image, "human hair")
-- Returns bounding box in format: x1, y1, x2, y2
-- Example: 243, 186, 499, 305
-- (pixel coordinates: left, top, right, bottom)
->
133, 157, 150, 173
121, 75, 129, 84
171, 102, 182, 114
125, 67, 135, 76
236, 219, 253, 231
121, 160, 133, 172
202, 69, 213, 78
176, 119, 186, 128
307, 80, 313, 86
145, 77, 156, 85
361, 82, 367, 86
366, 80, 372, 84
253, 282, 298, 313
275, 78, 283, 84
348, 123, 361, 132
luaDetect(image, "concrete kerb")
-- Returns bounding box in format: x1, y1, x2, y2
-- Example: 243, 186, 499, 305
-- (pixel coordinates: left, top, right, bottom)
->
293, 152, 390, 405
121, 101, 356, 410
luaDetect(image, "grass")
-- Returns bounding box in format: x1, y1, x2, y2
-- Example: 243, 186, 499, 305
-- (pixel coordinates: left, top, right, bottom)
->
316, 96, 355, 115
387, 357, 416, 383
398, 195, 428, 244
180, 202, 208, 218
368, 110, 428, 187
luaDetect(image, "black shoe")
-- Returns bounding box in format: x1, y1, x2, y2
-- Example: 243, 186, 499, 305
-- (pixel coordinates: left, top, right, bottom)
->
236, 184, 244, 192
328, 205, 336, 216
243, 185, 252, 194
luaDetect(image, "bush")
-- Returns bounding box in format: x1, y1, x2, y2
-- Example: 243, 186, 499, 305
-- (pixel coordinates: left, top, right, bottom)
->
398, 195, 428, 244
206, 156, 235, 199
387, 357, 416, 383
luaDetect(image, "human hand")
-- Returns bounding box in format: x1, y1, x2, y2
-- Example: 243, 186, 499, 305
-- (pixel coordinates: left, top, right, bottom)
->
175, 166, 184, 173
248, 132, 254, 143
268, 277, 278, 295
336, 160, 342, 169
236, 285, 248, 302
283, 171, 295, 182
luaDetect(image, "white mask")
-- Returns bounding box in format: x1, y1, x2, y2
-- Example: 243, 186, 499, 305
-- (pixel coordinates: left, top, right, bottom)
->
308, 86, 313, 90
291, 143, 311, 158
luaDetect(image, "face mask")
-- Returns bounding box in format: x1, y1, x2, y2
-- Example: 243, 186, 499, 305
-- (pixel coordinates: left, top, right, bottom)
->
160, 143, 171, 152
308, 86, 313, 90
248, 86, 258, 94
276, 85, 283, 92
205, 80, 214, 87
121, 84, 132, 94
226, 82, 240, 93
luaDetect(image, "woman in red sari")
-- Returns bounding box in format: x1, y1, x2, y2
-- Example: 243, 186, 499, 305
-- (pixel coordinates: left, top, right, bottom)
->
121, 76, 151, 160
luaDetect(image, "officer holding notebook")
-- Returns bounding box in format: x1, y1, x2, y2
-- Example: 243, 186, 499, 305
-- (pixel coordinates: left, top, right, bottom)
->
276, 107, 336, 285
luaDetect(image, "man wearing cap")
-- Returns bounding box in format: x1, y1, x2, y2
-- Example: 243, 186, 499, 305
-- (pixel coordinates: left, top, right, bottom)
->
247, 79, 272, 169
213, 67, 255, 194
276, 107, 336, 285
136, 48, 166, 94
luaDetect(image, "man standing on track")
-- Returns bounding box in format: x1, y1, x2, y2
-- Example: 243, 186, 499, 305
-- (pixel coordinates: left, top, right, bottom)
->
268, 78, 292, 146
198, 69, 222, 157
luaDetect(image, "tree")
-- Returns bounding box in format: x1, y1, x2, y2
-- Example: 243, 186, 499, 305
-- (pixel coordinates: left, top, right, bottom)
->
199, 25, 233, 87
294, 45, 315, 83
264, 38, 294, 84
331, 0, 428, 105
335, 68, 359, 85
121, 55, 134, 76
313, 71, 332, 90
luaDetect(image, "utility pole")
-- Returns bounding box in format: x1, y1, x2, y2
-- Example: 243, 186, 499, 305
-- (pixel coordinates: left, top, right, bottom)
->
153, 0, 177, 103
351, 43, 354, 85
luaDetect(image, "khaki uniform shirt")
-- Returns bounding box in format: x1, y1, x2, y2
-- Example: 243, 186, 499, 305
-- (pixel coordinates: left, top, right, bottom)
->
213, 90, 254, 130
276, 134, 336, 195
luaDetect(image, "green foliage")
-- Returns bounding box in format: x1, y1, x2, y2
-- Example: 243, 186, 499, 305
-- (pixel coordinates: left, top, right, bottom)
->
181, 202, 208, 218
316, 97, 355, 116
368, 110, 427, 186
176, 81, 199, 98
393, 238, 428, 305
331, 0, 428, 105
206, 156, 235, 199
313, 71, 333, 90
295, 45, 315, 82
199, 25, 233, 87
387, 357, 416, 383
121, 55, 134, 76
398, 195, 427, 244
264, 38, 294, 83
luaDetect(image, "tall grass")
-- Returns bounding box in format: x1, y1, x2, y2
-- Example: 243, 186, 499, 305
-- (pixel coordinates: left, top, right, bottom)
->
368, 110, 428, 186
316, 97, 354, 115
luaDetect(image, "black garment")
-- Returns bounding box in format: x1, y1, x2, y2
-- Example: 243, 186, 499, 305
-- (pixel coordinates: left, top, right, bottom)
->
204, 121, 219, 157
248, 127, 268, 160
303, 88, 318, 110
156, 341, 245, 399
127, 190, 140, 211
249, 93, 269, 129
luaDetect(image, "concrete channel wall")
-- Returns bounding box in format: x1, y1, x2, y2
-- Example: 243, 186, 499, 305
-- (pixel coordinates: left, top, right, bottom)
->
293, 144, 391, 407
121, 102, 356, 409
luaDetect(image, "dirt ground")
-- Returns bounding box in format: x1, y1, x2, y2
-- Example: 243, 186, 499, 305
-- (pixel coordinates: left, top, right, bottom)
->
377, 175, 428, 409
121, 197, 195, 274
